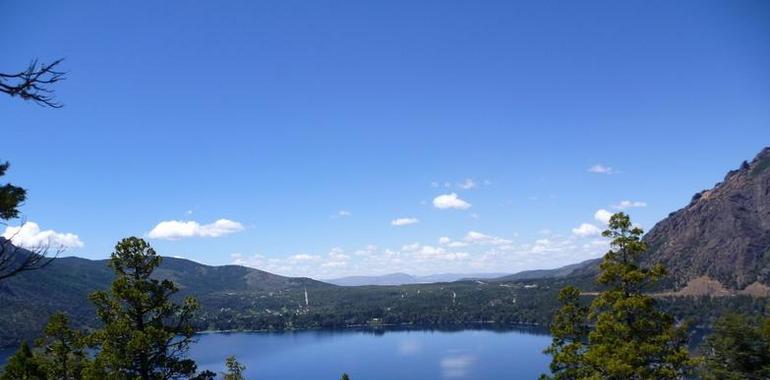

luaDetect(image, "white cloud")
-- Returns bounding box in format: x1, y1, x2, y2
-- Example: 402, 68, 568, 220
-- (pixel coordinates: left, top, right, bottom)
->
594, 209, 613, 225
433, 193, 471, 210
588, 164, 616, 175
613, 200, 647, 210
457, 178, 477, 190
2, 222, 84, 249
148, 219, 244, 240
572, 223, 602, 237
331, 210, 352, 219
290, 254, 319, 261
391, 217, 419, 226
463, 231, 512, 246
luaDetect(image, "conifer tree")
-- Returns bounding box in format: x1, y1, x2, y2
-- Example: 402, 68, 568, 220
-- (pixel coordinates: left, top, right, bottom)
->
541, 286, 589, 379
0, 341, 45, 380
222, 355, 246, 380
88, 237, 201, 379
36, 312, 89, 379
543, 213, 694, 379
701, 313, 770, 380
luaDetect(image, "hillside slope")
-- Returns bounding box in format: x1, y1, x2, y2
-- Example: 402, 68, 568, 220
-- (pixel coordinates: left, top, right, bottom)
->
641, 147, 770, 290
0, 254, 330, 347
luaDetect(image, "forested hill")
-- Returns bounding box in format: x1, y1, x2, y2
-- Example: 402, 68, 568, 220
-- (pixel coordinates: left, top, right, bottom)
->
0, 254, 331, 347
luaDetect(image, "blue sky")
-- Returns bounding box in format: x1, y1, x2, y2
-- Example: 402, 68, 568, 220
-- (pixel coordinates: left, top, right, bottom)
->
2, 0, 769, 278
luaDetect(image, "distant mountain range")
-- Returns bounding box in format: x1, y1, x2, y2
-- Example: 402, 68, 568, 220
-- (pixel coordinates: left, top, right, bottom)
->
325, 272, 509, 286
490, 259, 601, 282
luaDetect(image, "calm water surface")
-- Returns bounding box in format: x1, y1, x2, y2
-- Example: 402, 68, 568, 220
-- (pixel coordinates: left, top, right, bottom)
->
190, 328, 551, 380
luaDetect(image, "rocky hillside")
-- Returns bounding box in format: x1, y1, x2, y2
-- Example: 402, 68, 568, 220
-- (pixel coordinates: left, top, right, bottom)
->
641, 147, 770, 291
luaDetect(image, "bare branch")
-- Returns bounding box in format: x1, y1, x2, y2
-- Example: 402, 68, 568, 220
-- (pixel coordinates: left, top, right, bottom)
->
0, 225, 61, 282
0, 59, 66, 108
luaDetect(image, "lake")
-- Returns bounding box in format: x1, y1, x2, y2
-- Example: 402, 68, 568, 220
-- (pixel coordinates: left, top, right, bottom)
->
190, 327, 551, 379
0, 327, 552, 379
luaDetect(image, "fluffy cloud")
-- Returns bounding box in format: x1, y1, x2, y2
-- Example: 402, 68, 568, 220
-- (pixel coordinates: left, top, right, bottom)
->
594, 209, 613, 225
588, 164, 616, 175
433, 193, 471, 210
2, 222, 84, 249
463, 231, 512, 246
391, 217, 419, 226
230, 217, 615, 278
148, 219, 244, 240
572, 223, 602, 237
613, 200, 648, 209
438, 236, 469, 248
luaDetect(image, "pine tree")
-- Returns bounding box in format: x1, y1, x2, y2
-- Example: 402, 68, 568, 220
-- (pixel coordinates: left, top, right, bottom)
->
543, 213, 694, 379
340, 373, 350, 380
0, 341, 45, 380
223, 356, 246, 380
701, 313, 770, 380
36, 312, 89, 379
541, 286, 589, 379
88, 237, 201, 379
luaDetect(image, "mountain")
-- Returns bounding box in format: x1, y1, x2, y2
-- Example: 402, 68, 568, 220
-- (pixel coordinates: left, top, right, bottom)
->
491, 258, 601, 282
487, 147, 770, 295
0, 255, 331, 347
326, 272, 509, 286
640, 147, 770, 291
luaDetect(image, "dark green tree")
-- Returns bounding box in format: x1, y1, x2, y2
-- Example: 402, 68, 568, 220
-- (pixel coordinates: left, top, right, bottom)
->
35, 312, 89, 379
0, 341, 45, 380
88, 237, 202, 379
0, 161, 26, 220
701, 313, 770, 380
543, 213, 694, 379
541, 286, 589, 379
223, 356, 246, 380
340, 373, 350, 380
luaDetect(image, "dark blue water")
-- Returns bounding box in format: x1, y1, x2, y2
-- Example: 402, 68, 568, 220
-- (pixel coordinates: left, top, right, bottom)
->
190, 328, 551, 379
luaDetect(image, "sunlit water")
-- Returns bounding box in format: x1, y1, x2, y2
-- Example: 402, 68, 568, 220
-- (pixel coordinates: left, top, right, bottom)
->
190, 327, 551, 379
0, 327, 552, 379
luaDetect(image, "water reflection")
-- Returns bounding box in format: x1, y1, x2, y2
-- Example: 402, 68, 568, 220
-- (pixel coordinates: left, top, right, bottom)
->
440, 352, 477, 379
189, 328, 551, 380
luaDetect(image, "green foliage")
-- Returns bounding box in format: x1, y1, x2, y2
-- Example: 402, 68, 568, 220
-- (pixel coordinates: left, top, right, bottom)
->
223, 356, 246, 380
700, 313, 770, 379
543, 213, 695, 379
0, 161, 26, 221
0, 341, 45, 380
541, 286, 589, 379
87, 237, 203, 379
340, 373, 350, 380
35, 312, 89, 379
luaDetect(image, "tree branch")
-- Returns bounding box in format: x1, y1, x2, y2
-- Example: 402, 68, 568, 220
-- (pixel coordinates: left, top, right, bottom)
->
0, 59, 66, 108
